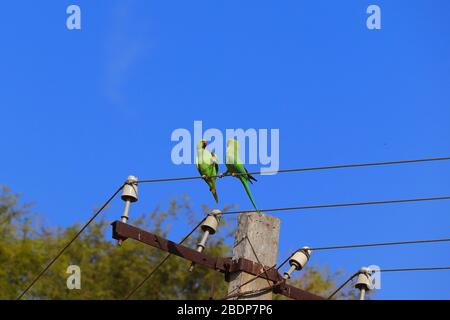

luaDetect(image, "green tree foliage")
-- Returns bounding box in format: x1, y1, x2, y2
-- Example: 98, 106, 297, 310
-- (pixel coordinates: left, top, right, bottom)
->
0, 185, 358, 300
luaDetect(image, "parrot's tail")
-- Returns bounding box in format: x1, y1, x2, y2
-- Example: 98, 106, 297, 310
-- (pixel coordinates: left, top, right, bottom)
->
211, 188, 219, 203
239, 178, 258, 212
244, 168, 257, 184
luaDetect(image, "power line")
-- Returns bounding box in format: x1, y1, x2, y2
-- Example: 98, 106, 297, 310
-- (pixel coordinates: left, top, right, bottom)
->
224, 280, 283, 300
237, 235, 450, 298
222, 253, 292, 300
15, 155, 448, 299
327, 272, 359, 300
379, 266, 450, 273
137, 156, 450, 184
17, 184, 125, 300
223, 235, 450, 300
244, 236, 272, 288
328, 266, 450, 299
221, 264, 276, 300
309, 237, 450, 251
124, 216, 207, 300
125, 254, 172, 300
222, 234, 450, 300
221, 196, 450, 215
224, 236, 450, 300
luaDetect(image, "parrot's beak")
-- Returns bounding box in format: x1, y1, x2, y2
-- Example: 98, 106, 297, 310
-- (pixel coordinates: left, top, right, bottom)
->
202, 140, 207, 148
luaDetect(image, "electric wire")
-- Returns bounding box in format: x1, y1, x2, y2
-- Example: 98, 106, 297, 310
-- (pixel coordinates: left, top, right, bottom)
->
221, 253, 292, 300
124, 216, 207, 300
220, 196, 450, 215
245, 236, 273, 288
308, 237, 450, 252
137, 157, 450, 184
378, 266, 450, 273
327, 272, 359, 300
225, 237, 450, 300
224, 280, 284, 300
16, 184, 125, 300
328, 266, 450, 299
17, 156, 450, 299
229, 265, 450, 300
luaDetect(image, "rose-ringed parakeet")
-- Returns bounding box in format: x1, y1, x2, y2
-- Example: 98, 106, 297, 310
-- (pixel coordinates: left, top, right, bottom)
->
224, 139, 258, 211
195, 139, 219, 203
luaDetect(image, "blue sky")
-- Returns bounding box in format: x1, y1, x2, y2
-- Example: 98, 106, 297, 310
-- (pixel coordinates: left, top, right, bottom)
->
1, 0, 450, 299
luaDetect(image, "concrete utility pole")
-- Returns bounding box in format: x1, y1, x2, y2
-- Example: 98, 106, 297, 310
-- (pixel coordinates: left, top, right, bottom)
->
227, 212, 280, 300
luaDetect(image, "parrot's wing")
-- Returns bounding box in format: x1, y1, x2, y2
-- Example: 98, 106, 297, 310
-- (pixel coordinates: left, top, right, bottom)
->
226, 148, 241, 166
195, 150, 208, 174
211, 151, 219, 174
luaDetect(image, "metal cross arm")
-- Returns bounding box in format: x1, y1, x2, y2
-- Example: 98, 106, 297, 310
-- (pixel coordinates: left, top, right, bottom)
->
273, 283, 323, 300
112, 220, 226, 271
111, 220, 324, 300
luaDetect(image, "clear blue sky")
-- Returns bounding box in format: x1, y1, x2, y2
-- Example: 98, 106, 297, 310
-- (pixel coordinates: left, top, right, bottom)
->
1, 0, 450, 299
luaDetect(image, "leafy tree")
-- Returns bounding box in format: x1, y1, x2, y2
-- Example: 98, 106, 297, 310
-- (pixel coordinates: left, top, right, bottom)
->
0, 185, 359, 300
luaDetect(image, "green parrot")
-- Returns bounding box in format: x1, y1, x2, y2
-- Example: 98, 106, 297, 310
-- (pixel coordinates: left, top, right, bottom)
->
224, 139, 258, 211
195, 139, 219, 203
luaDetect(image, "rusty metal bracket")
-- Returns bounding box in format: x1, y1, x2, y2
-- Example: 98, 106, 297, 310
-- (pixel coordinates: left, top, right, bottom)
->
112, 220, 324, 300
112, 220, 226, 271
227, 258, 281, 282
274, 282, 324, 300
